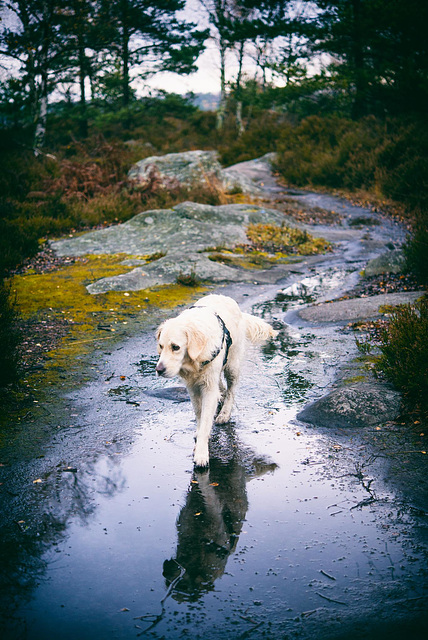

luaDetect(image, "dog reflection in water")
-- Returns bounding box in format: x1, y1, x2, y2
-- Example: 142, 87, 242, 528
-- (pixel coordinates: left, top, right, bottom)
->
163, 431, 277, 601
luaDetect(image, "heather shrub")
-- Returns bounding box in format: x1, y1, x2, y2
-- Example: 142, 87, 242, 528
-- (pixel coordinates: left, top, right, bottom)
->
403, 210, 428, 285
377, 298, 428, 412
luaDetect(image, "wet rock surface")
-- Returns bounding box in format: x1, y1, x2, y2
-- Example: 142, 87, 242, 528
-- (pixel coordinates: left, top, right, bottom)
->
297, 383, 402, 428
1, 154, 427, 640
298, 290, 421, 323
51, 201, 305, 292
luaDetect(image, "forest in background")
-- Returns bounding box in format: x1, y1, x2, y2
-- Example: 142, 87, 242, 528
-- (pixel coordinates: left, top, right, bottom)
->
0, 0, 427, 393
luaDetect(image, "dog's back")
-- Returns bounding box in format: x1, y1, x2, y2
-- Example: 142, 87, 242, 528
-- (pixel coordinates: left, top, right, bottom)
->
192, 294, 276, 345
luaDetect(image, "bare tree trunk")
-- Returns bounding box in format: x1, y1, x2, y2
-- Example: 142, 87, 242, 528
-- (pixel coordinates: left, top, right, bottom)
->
216, 38, 227, 129
17, 1, 38, 121
78, 33, 88, 137
34, 1, 50, 152
235, 40, 245, 135
34, 68, 48, 152
351, 0, 366, 118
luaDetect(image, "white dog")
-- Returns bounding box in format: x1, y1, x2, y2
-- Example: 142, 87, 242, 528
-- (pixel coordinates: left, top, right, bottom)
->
155, 294, 276, 467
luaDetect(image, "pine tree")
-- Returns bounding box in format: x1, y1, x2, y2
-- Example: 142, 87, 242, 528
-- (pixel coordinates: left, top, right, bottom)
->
96, 0, 207, 109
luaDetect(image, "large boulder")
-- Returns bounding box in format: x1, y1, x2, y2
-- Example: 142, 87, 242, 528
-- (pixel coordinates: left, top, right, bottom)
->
363, 249, 406, 276
128, 150, 225, 191
128, 150, 277, 195
297, 383, 401, 428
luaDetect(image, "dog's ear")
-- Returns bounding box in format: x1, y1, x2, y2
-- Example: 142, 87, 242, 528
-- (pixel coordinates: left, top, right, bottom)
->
155, 323, 165, 342
185, 324, 208, 361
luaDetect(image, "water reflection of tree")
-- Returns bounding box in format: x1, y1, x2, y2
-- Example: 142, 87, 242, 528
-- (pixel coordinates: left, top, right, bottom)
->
163, 426, 277, 602
0, 453, 127, 630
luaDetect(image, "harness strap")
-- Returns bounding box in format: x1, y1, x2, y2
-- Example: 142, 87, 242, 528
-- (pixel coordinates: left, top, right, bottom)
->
189, 306, 233, 367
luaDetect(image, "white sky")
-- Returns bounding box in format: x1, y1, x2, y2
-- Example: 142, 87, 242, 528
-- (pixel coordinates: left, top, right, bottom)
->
144, 0, 228, 96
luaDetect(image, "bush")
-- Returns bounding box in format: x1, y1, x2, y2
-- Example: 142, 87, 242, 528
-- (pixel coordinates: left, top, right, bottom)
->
0, 280, 20, 387
377, 298, 428, 412
403, 210, 428, 285
0, 203, 40, 275
275, 115, 387, 191
218, 112, 282, 166
275, 115, 428, 208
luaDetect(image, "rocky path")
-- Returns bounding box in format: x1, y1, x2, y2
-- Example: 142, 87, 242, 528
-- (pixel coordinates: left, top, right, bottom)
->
1, 153, 427, 640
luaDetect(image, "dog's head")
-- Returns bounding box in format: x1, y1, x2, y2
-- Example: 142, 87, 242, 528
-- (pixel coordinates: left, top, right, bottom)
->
155, 317, 208, 378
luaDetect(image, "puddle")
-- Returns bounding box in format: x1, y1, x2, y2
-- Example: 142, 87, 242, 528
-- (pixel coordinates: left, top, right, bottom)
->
1, 191, 427, 639
2, 265, 427, 640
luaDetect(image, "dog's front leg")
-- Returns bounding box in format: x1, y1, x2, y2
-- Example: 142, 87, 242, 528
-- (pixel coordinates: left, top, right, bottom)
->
193, 385, 221, 468
187, 386, 202, 426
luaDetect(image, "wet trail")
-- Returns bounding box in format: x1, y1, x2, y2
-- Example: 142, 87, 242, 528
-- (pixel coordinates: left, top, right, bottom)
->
1, 186, 427, 639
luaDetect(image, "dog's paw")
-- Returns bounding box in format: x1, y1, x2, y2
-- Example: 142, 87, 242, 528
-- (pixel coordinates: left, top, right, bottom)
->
193, 447, 209, 468
215, 408, 231, 424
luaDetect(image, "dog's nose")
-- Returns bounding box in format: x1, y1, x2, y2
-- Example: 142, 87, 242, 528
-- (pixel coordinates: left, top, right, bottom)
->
156, 362, 166, 376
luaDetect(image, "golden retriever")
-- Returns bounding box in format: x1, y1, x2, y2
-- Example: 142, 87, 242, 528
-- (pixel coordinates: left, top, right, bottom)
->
155, 294, 276, 467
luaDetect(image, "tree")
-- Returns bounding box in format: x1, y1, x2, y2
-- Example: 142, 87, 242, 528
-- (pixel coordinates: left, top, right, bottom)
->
199, 0, 241, 128
96, 0, 207, 109
0, 0, 79, 147
258, 1, 311, 86
56, 0, 100, 136
204, 1, 311, 130
312, 0, 428, 117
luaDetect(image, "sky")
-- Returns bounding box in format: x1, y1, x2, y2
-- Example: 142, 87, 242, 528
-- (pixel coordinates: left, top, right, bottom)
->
144, 0, 233, 96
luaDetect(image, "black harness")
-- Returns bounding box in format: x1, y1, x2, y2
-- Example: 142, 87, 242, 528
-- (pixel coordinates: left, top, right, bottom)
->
189, 306, 232, 367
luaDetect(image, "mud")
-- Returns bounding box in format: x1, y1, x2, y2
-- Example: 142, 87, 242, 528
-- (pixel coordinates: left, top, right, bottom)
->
1, 159, 427, 640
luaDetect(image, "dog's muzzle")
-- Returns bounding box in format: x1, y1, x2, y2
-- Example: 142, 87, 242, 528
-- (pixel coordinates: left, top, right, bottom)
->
156, 362, 166, 376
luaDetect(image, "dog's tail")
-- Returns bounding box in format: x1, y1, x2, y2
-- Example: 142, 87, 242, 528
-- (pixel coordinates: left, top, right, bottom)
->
244, 313, 277, 343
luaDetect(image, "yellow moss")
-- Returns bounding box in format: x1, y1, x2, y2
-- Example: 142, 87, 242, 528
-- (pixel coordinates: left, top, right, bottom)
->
224, 193, 258, 205
10, 254, 207, 384
378, 304, 401, 314
246, 223, 331, 255
208, 252, 300, 270
343, 375, 367, 384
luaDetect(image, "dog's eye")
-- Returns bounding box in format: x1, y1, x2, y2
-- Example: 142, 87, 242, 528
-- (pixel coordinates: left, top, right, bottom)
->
171, 344, 180, 352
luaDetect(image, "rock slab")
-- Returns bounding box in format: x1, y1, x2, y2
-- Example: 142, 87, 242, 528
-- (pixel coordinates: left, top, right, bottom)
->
298, 291, 421, 323
50, 201, 299, 293
128, 150, 224, 191
297, 383, 401, 428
